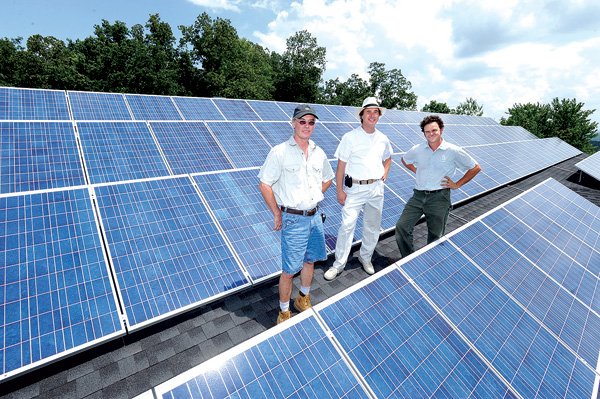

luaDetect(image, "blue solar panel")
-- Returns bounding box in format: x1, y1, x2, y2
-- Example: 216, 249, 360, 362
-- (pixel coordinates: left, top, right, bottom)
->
308, 104, 338, 122
0, 187, 124, 380
211, 99, 260, 121
150, 122, 234, 174
171, 97, 224, 121
77, 122, 170, 184
193, 170, 281, 282
125, 94, 182, 121
320, 122, 357, 141
402, 241, 596, 399
0, 121, 86, 194
247, 100, 289, 121
576, 151, 600, 181
309, 124, 340, 159
156, 314, 370, 398
0, 87, 70, 120
382, 155, 416, 202
94, 176, 249, 329
318, 267, 518, 398
68, 91, 131, 120
322, 104, 356, 123
252, 121, 292, 146
207, 122, 271, 168
375, 124, 413, 153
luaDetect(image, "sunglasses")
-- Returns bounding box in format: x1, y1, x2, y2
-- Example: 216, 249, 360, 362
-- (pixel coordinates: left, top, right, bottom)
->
296, 119, 316, 126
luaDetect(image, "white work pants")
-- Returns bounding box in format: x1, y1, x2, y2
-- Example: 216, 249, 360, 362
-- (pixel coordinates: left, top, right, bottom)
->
333, 181, 384, 270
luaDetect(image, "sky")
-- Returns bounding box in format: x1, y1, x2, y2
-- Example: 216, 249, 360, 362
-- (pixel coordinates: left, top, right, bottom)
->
2, 0, 600, 128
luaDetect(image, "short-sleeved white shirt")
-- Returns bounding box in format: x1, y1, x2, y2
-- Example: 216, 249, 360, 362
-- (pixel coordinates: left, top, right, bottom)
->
334, 126, 392, 180
402, 139, 478, 191
259, 136, 334, 210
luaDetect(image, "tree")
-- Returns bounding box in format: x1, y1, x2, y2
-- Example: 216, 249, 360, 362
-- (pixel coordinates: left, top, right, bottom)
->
501, 98, 598, 153
454, 97, 483, 116
0, 37, 22, 85
368, 62, 417, 110
421, 100, 452, 114
272, 30, 326, 103
180, 13, 273, 99
319, 74, 370, 106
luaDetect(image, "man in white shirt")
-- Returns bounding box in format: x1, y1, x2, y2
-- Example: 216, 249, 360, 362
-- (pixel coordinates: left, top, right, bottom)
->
395, 114, 481, 257
259, 104, 334, 324
324, 97, 392, 281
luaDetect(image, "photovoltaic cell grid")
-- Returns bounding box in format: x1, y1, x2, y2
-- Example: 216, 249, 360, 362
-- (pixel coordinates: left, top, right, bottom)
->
211, 98, 260, 121
576, 151, 600, 182
0, 121, 86, 194
68, 91, 132, 121
93, 176, 249, 329
0, 87, 70, 120
171, 97, 224, 121
193, 170, 281, 282
207, 122, 272, 168
77, 121, 170, 184
247, 100, 289, 121
318, 268, 518, 399
149, 122, 234, 174
156, 314, 370, 399
125, 94, 182, 121
252, 121, 293, 147
0, 188, 124, 379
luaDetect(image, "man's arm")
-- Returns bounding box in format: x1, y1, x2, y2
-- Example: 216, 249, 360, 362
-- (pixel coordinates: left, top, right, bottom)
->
258, 182, 282, 230
382, 157, 392, 181
441, 164, 481, 189
336, 160, 347, 205
322, 179, 333, 193
401, 157, 417, 174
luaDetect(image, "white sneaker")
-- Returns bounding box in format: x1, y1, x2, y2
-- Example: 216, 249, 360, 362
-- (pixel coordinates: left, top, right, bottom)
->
324, 267, 342, 281
358, 256, 375, 275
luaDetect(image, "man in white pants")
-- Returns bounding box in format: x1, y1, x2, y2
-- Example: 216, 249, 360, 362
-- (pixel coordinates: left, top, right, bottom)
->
324, 97, 392, 281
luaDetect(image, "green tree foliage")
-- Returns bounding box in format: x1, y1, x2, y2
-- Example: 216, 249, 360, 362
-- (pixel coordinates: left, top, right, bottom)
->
454, 97, 483, 116
421, 100, 452, 114
319, 74, 370, 106
0, 37, 22, 85
180, 13, 273, 99
368, 62, 417, 110
501, 98, 598, 153
272, 30, 326, 103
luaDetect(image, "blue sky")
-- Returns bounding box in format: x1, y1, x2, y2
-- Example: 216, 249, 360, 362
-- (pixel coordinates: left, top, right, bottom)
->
3, 0, 600, 129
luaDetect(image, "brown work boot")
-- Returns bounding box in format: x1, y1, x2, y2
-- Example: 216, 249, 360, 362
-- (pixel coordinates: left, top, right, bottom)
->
277, 310, 291, 324
293, 293, 312, 313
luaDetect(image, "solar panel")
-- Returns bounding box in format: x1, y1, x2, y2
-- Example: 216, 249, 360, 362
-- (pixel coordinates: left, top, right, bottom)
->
0, 87, 70, 120
0, 121, 86, 194
149, 122, 234, 174
576, 151, 600, 181
171, 97, 224, 121
125, 94, 182, 121
322, 104, 357, 123
68, 91, 132, 120
77, 121, 170, 184
155, 313, 370, 398
211, 98, 260, 121
246, 100, 289, 121
93, 176, 250, 329
192, 170, 281, 282
206, 122, 271, 168
308, 104, 339, 122
0, 187, 124, 380
252, 121, 292, 147
318, 267, 518, 398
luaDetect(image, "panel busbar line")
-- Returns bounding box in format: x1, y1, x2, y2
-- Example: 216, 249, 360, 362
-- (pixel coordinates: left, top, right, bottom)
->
0, 187, 124, 381
0, 87, 70, 120
68, 91, 132, 121
93, 176, 250, 329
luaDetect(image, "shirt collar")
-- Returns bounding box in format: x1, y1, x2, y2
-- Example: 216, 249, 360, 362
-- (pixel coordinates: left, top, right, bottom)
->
287, 135, 315, 149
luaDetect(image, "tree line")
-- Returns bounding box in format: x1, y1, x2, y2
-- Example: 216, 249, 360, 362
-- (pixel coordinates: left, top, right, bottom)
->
0, 13, 596, 153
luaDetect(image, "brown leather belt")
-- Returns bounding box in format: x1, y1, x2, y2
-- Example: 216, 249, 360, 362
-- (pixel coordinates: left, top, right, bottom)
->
280, 206, 318, 216
352, 178, 380, 185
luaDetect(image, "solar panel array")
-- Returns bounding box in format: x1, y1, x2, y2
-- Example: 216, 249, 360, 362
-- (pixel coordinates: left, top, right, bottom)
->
154, 178, 599, 399
0, 86, 582, 382
576, 150, 600, 182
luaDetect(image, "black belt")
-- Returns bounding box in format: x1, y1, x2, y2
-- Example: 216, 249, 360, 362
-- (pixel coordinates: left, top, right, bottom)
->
280, 206, 318, 216
352, 178, 380, 185
415, 188, 449, 194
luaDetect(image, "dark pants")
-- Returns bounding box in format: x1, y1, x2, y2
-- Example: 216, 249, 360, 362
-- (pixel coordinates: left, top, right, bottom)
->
395, 189, 451, 257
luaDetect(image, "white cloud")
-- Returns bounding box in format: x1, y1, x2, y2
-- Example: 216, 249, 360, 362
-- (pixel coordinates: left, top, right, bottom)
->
186, 0, 242, 12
